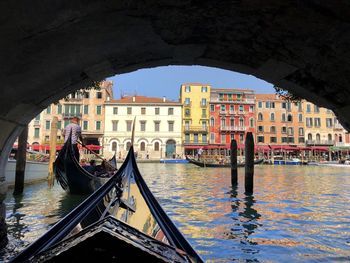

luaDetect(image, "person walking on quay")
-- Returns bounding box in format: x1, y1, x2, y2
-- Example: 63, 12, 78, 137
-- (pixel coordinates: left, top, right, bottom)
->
62, 116, 84, 161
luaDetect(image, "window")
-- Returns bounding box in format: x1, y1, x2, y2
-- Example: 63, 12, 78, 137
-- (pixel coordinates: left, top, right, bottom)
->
34, 128, 40, 138
270, 126, 276, 133
112, 120, 118, 131
185, 108, 190, 116
202, 121, 207, 130
221, 105, 226, 112
339, 134, 343, 143
185, 98, 191, 106
210, 104, 215, 112
326, 118, 333, 128
185, 121, 190, 131
83, 121, 88, 130
113, 107, 118, 115
154, 142, 160, 151
202, 109, 206, 117
282, 102, 286, 109
57, 104, 62, 114
96, 105, 102, 115
221, 134, 226, 144
126, 121, 132, 132
258, 126, 264, 132
308, 133, 312, 140
201, 98, 207, 106
270, 113, 275, 121
194, 134, 198, 143
270, 137, 277, 143
287, 114, 293, 122
287, 127, 294, 136
127, 107, 132, 115
306, 104, 311, 113
258, 101, 262, 108
201, 86, 208, 92
231, 118, 235, 127
96, 121, 101, 130
84, 92, 89, 99
140, 121, 146, 132
168, 108, 174, 115
140, 142, 146, 151
185, 134, 190, 142
298, 137, 305, 143
202, 134, 207, 143
185, 86, 191, 92
239, 117, 244, 127
258, 113, 263, 121
265, 101, 270, 108
239, 105, 244, 112
168, 121, 174, 132
298, 114, 303, 122
96, 92, 102, 99
219, 94, 224, 101
282, 127, 287, 133
155, 107, 160, 115
112, 142, 117, 152
271, 102, 275, 108
249, 105, 254, 112
328, 134, 332, 141
210, 118, 215, 126
154, 121, 160, 132
314, 105, 320, 113
258, 136, 264, 143
282, 137, 288, 143
228, 94, 232, 101
316, 133, 321, 141
126, 142, 131, 151
298, 102, 302, 112
141, 107, 146, 115
45, 120, 50, 130
46, 106, 51, 114
249, 118, 254, 128
299, 128, 304, 136
306, 117, 313, 127
239, 134, 244, 143
221, 118, 226, 127
314, 118, 321, 127
210, 133, 215, 142
282, 113, 286, 122
84, 105, 89, 114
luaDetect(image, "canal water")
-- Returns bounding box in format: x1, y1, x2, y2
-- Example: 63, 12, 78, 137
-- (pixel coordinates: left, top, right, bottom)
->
1, 164, 350, 262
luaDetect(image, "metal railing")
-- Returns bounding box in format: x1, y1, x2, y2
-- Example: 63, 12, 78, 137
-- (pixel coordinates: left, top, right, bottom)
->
184, 126, 208, 132
183, 140, 209, 145
220, 126, 246, 132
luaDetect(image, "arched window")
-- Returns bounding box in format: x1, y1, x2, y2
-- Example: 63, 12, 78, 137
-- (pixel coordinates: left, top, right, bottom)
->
111, 141, 117, 151
210, 117, 214, 126
339, 134, 343, 143
258, 113, 263, 121
239, 117, 244, 127
282, 113, 286, 122
140, 142, 146, 151
249, 118, 254, 128
308, 133, 312, 141
230, 118, 235, 126
154, 141, 160, 151
126, 142, 131, 151
270, 113, 275, 121
298, 114, 303, 122
287, 114, 293, 122
328, 134, 332, 141
316, 133, 320, 141
221, 118, 226, 127
299, 128, 304, 136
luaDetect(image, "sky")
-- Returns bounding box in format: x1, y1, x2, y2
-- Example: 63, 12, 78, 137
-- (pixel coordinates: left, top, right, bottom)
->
107, 65, 275, 100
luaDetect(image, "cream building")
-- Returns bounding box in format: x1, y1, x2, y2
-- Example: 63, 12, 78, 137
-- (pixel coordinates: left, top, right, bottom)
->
27, 81, 113, 152
104, 96, 183, 159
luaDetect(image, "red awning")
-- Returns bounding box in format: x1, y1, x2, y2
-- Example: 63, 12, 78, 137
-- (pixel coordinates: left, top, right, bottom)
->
84, 144, 102, 150
310, 146, 329, 151
184, 146, 202, 150
31, 144, 63, 151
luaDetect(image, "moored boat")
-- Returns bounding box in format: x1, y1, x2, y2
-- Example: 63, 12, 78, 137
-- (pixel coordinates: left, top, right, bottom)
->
10, 145, 203, 262
186, 156, 264, 168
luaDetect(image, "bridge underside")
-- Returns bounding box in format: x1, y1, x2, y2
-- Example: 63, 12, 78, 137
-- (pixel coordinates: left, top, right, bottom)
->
1, 0, 350, 247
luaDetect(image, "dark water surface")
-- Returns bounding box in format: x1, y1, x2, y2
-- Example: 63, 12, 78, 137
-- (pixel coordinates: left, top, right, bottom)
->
1, 164, 350, 262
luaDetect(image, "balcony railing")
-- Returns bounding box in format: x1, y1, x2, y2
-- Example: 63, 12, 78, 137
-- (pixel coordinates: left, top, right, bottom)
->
183, 140, 209, 145
184, 102, 192, 107
334, 123, 343, 130
33, 120, 41, 126
200, 102, 207, 107
220, 126, 246, 132
62, 113, 82, 118
211, 98, 255, 104
184, 126, 208, 132
306, 140, 334, 146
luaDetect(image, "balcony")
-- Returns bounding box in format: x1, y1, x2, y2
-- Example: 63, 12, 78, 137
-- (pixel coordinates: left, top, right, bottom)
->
334, 123, 344, 130
306, 140, 334, 146
183, 140, 209, 145
220, 126, 246, 132
62, 113, 82, 119
211, 98, 255, 104
184, 126, 208, 132
33, 120, 41, 126
183, 102, 192, 107
200, 102, 207, 107
219, 111, 227, 115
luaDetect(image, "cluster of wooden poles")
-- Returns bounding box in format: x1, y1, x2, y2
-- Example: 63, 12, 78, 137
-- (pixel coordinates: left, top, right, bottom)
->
230, 132, 254, 194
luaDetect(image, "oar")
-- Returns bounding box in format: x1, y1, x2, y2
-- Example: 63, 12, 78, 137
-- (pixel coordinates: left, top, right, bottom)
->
77, 142, 117, 171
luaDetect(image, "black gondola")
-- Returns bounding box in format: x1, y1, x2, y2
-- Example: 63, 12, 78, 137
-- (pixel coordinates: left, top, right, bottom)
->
186, 156, 264, 167
10, 144, 203, 262
54, 137, 115, 195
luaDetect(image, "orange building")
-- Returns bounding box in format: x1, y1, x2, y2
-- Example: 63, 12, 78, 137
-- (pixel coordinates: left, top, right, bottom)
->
255, 94, 305, 147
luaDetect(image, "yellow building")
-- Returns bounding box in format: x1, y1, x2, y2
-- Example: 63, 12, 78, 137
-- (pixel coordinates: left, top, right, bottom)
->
180, 83, 211, 153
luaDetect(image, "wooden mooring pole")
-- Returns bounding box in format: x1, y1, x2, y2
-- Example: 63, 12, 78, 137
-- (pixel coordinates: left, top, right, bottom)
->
48, 117, 58, 188
230, 139, 238, 186
245, 132, 254, 194
13, 126, 28, 195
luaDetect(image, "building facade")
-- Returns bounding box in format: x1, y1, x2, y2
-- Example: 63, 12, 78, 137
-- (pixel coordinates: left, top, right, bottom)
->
180, 83, 211, 153
27, 80, 113, 151
209, 88, 255, 146
255, 94, 305, 146
103, 96, 183, 159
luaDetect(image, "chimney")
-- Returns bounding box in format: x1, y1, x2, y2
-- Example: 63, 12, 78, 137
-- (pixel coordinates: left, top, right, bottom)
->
132, 96, 136, 102
163, 96, 166, 102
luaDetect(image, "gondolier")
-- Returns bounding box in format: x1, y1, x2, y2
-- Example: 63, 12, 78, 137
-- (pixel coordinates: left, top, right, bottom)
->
62, 116, 84, 161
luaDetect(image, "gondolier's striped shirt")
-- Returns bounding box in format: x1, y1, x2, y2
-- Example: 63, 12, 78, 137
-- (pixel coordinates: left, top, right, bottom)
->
63, 123, 81, 144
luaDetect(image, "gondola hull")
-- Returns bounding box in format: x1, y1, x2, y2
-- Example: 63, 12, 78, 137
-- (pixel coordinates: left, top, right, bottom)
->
54, 139, 108, 195
186, 156, 264, 167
